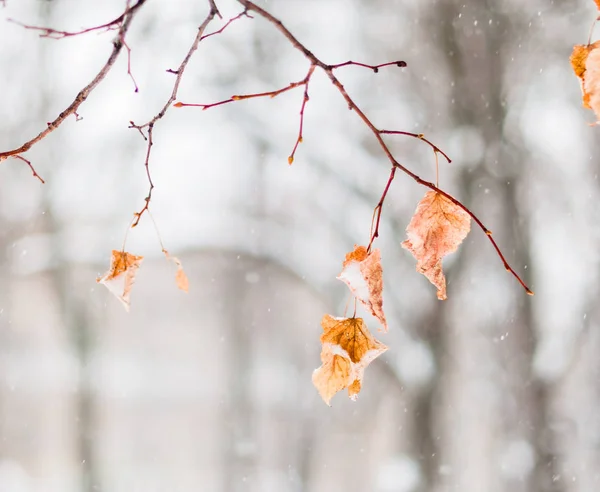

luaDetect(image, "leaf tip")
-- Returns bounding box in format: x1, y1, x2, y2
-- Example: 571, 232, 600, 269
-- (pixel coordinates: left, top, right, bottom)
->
164, 250, 190, 292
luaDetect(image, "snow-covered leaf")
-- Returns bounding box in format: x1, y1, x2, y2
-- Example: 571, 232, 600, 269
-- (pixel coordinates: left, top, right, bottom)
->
97, 250, 144, 312
337, 245, 387, 331
312, 315, 387, 405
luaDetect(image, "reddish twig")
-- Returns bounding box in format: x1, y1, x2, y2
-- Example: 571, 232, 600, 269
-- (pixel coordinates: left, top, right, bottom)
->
379, 130, 452, 163
434, 150, 439, 187
232, 0, 532, 295
131, 123, 155, 227
176, 63, 316, 165
199, 9, 251, 42
289, 64, 315, 164
10, 0, 141, 93
175, 68, 313, 109
208, 0, 223, 20
2, 155, 45, 183
129, 3, 240, 226
120, 35, 139, 92
367, 166, 396, 252
0, 0, 148, 170
328, 60, 407, 73
7, 2, 140, 39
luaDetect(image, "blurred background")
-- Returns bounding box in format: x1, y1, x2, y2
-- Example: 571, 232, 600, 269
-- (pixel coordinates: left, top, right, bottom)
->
0, 0, 598, 491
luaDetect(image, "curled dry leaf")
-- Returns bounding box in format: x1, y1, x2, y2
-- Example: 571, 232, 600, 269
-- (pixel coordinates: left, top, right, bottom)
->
337, 245, 387, 332
402, 191, 470, 300
312, 315, 387, 405
570, 41, 600, 122
96, 250, 144, 312
163, 250, 189, 293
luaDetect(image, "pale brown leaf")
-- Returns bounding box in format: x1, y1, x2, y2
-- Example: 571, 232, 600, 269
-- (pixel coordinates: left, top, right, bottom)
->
583, 46, 600, 122
402, 191, 471, 300
163, 250, 189, 293
571, 41, 600, 121
96, 250, 144, 312
337, 245, 387, 332
312, 345, 352, 406
312, 315, 387, 405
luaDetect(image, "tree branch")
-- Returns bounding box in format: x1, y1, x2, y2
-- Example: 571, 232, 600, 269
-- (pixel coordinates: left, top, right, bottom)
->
129, 2, 244, 226
328, 60, 407, 72
223, 0, 533, 295
12, 155, 45, 183
0, 0, 148, 163
7, 1, 141, 39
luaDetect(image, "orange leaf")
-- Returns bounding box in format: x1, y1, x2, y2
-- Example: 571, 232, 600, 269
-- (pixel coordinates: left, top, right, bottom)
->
337, 245, 387, 332
163, 250, 189, 293
402, 191, 470, 300
595, 0, 600, 11
312, 315, 387, 405
96, 250, 144, 312
312, 346, 352, 406
571, 44, 593, 79
571, 41, 600, 120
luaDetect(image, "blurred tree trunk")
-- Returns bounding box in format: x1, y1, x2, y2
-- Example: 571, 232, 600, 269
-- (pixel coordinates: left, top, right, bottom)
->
222, 268, 256, 492
412, 2, 557, 491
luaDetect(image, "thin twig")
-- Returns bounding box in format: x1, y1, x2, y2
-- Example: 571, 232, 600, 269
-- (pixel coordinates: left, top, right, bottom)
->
208, 0, 222, 19
434, 150, 439, 188
131, 123, 155, 227
10, 155, 45, 183
177, 63, 316, 164
129, 2, 240, 225
379, 130, 452, 163
232, 0, 532, 295
120, 35, 139, 92
199, 9, 250, 42
175, 67, 313, 110
7, 2, 140, 39
367, 167, 396, 253
289, 64, 315, 164
328, 60, 407, 73
0, 0, 148, 163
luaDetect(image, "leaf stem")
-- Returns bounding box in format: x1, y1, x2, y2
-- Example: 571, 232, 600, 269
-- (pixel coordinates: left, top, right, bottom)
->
367, 167, 396, 253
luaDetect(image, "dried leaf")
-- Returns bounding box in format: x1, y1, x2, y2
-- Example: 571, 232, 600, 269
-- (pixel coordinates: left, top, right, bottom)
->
571, 44, 594, 79
312, 315, 387, 405
163, 250, 189, 293
320, 314, 386, 362
337, 245, 387, 332
595, 0, 600, 11
97, 250, 144, 312
312, 346, 352, 406
402, 191, 470, 300
571, 41, 600, 120
348, 379, 361, 399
